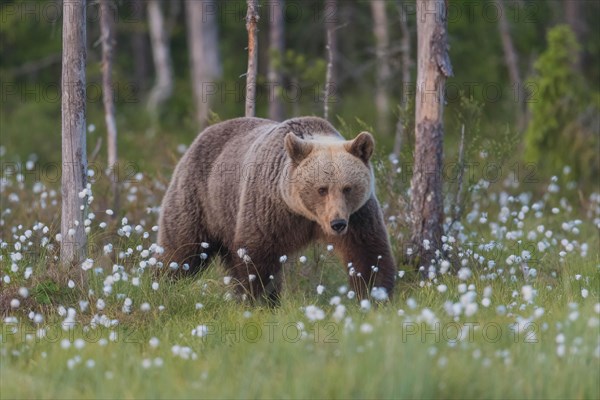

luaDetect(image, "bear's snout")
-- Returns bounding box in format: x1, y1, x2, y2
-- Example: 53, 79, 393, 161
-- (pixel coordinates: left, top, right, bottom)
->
330, 219, 348, 234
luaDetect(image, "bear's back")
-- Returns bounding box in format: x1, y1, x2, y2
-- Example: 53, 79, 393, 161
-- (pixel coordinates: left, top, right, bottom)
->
179, 117, 343, 245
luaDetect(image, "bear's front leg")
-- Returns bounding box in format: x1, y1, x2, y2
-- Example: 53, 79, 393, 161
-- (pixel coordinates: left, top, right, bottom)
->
331, 197, 396, 300
224, 249, 282, 304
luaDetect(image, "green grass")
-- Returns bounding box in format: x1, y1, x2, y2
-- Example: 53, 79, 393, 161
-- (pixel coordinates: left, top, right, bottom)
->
1, 245, 598, 399
1, 130, 599, 399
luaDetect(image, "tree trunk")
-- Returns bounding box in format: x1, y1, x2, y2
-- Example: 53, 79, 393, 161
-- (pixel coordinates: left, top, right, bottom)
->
410, 0, 452, 268
100, 0, 119, 212
371, 0, 391, 134
100, 0, 117, 168
131, 0, 149, 93
497, 0, 524, 130
392, 1, 412, 159
245, 0, 259, 117
61, 0, 88, 266
323, 0, 337, 121
186, 0, 222, 128
268, 0, 285, 121
147, 0, 174, 114
565, 1, 584, 72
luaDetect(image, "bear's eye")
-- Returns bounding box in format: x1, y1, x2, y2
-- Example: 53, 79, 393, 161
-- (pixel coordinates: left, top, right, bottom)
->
343, 186, 352, 194
318, 187, 328, 196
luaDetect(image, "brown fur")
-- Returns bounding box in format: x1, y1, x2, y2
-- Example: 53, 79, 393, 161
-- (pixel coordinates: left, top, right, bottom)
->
158, 117, 396, 301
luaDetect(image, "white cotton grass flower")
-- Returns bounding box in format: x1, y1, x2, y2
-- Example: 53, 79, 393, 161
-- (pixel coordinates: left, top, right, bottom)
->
153, 357, 164, 367
496, 304, 506, 315
533, 307, 545, 319
406, 297, 417, 310
521, 285, 536, 302
279, 255, 287, 263
417, 308, 438, 325
304, 305, 325, 322
439, 260, 451, 274
74, 338, 85, 350
18, 287, 29, 298
316, 284, 325, 295
360, 323, 374, 334
360, 299, 371, 312
464, 302, 478, 317
299, 256, 307, 263
192, 325, 209, 337
81, 258, 94, 271
457, 267, 472, 281
149, 337, 160, 348
371, 287, 388, 301
332, 304, 346, 321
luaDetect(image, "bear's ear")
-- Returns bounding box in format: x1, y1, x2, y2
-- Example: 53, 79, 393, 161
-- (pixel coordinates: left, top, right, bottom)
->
285, 132, 313, 164
346, 131, 374, 163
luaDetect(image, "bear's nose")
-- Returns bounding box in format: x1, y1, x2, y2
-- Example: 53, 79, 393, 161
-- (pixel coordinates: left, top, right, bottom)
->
330, 219, 348, 233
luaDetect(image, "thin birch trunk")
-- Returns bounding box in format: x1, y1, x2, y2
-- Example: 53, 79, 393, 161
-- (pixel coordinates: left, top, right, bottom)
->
371, 0, 391, 134
245, 0, 259, 117
147, 0, 174, 114
131, 0, 149, 93
61, 0, 88, 266
497, 0, 524, 129
268, 0, 285, 121
100, 0, 119, 212
323, 0, 337, 121
186, 0, 222, 128
392, 1, 412, 159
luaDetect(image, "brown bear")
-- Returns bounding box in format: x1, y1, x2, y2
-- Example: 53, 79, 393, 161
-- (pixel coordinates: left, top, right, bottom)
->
158, 117, 396, 302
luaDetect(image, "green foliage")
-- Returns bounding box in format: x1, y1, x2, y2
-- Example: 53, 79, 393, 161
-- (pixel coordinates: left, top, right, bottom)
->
1, 1, 598, 187
524, 25, 599, 182
33, 280, 64, 305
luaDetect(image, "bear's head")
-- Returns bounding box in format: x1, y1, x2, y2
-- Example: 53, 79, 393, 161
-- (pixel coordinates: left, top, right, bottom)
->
282, 131, 375, 236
